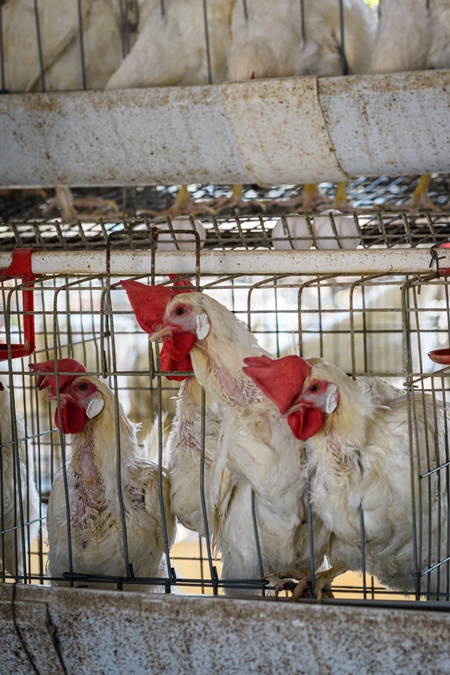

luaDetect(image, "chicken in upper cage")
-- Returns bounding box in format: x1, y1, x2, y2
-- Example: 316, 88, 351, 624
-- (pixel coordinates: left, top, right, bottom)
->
3, 0, 450, 218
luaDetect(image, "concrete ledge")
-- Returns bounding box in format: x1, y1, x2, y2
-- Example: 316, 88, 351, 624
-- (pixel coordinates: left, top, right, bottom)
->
0, 584, 449, 674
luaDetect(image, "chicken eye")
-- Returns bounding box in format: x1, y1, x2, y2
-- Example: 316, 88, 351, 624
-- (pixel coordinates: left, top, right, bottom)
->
309, 384, 319, 393
175, 306, 185, 316
78, 383, 89, 391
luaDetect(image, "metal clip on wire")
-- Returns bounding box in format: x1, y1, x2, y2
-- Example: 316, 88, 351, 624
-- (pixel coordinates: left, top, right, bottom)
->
429, 245, 450, 278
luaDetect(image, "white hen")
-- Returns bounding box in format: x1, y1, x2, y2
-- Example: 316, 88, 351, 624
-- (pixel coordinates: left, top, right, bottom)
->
227, 0, 376, 211
0, 375, 40, 579
372, 0, 450, 210
106, 0, 233, 89
106, 0, 234, 216
244, 354, 450, 598
3, 0, 138, 221
228, 0, 375, 80
31, 358, 176, 592
3, 0, 139, 92
122, 280, 332, 596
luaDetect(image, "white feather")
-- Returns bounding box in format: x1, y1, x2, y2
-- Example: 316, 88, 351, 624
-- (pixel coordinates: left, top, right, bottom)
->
106, 0, 234, 89
228, 0, 376, 81
372, 0, 450, 73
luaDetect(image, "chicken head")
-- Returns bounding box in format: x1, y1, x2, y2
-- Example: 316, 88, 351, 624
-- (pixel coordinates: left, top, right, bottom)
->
30, 358, 104, 434
243, 355, 339, 441
121, 279, 196, 380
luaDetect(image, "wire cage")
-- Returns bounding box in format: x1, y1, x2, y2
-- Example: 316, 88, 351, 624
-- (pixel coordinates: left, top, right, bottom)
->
2, 2, 450, 673
1, 0, 450, 613
1, 218, 450, 604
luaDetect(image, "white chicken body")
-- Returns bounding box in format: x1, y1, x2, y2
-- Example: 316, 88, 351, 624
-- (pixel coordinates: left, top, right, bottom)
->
158, 292, 331, 594
3, 0, 139, 92
164, 378, 309, 587
45, 374, 175, 592
165, 377, 219, 535
299, 360, 448, 595
218, 402, 331, 589
0, 378, 40, 578
106, 0, 235, 89
228, 0, 375, 81
372, 0, 450, 73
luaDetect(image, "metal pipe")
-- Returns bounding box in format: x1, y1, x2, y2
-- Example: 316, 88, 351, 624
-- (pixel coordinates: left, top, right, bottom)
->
1, 249, 449, 277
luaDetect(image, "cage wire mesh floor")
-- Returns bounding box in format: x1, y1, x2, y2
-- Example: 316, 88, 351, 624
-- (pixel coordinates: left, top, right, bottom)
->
2, 183, 450, 254
1, 219, 450, 604
1, 173, 450, 229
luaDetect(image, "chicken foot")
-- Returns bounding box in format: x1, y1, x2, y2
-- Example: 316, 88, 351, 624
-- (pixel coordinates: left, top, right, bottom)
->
210, 184, 267, 214
409, 174, 441, 212
269, 562, 346, 603
280, 183, 356, 213
280, 184, 333, 212
140, 184, 216, 218
44, 186, 119, 222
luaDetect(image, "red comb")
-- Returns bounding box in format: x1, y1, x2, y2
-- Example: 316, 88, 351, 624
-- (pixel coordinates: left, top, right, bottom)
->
168, 274, 195, 291
121, 280, 178, 334
243, 355, 311, 415
122, 278, 196, 380
121, 279, 195, 334
29, 358, 86, 395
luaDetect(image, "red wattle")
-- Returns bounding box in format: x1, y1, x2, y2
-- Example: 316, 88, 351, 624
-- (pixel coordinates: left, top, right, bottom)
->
160, 333, 195, 381
170, 332, 196, 359
160, 348, 193, 381
288, 407, 323, 441
55, 401, 87, 434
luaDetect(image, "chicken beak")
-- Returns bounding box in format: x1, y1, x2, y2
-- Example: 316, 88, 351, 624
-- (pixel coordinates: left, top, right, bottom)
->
283, 401, 306, 417
148, 324, 173, 342
46, 391, 69, 403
